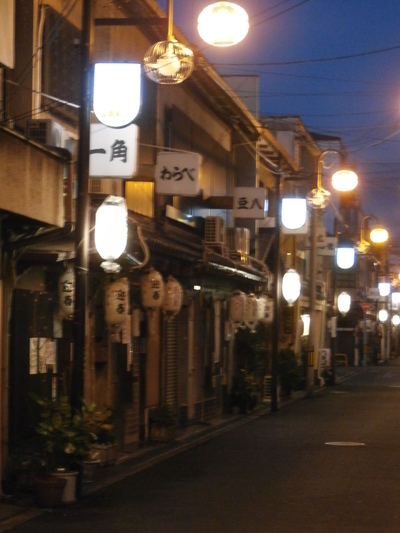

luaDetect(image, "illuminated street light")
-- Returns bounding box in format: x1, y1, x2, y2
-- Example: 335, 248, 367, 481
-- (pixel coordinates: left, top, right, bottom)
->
336, 238, 355, 270
281, 198, 307, 230
370, 226, 389, 244
338, 292, 351, 315
378, 282, 391, 297
198, 2, 249, 47
306, 150, 358, 390
95, 196, 128, 273
282, 269, 301, 306
392, 314, 400, 326
379, 309, 389, 322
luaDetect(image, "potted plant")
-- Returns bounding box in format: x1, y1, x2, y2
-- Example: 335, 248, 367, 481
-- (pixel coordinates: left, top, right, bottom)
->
149, 402, 178, 442
30, 394, 97, 505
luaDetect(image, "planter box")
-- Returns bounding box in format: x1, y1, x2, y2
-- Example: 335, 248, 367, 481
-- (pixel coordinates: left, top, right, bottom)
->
150, 424, 176, 442
91, 444, 117, 467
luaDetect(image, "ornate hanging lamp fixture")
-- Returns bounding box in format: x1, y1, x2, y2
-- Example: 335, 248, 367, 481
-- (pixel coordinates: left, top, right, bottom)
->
143, 0, 194, 85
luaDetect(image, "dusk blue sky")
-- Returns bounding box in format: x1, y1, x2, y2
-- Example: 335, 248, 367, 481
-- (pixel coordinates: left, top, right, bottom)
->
157, 0, 400, 258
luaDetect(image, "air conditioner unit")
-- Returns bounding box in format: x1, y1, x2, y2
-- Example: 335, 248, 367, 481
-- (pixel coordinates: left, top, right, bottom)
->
204, 216, 225, 245
89, 178, 123, 196
26, 119, 64, 148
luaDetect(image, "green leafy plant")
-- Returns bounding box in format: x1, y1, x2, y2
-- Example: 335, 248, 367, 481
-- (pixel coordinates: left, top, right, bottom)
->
30, 395, 97, 476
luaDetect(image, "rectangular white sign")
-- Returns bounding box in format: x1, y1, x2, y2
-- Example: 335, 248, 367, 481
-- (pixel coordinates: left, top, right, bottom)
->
89, 124, 138, 178
234, 187, 266, 219
155, 151, 201, 196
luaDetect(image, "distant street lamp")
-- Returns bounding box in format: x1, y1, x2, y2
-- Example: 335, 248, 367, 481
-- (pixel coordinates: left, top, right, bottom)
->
306, 150, 358, 391
357, 215, 389, 370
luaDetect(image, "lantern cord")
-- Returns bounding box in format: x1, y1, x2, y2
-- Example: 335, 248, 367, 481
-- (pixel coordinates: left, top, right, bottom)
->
126, 222, 150, 271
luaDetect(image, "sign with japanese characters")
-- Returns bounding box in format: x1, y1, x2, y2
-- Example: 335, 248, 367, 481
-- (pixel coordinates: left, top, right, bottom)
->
155, 151, 202, 196
304, 226, 329, 249
234, 187, 266, 219
89, 124, 138, 178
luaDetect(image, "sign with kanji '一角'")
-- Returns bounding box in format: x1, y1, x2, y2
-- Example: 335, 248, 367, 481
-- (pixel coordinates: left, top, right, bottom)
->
89, 124, 138, 178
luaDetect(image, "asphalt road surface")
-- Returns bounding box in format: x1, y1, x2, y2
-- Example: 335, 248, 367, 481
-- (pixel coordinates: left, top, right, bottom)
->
9, 362, 400, 533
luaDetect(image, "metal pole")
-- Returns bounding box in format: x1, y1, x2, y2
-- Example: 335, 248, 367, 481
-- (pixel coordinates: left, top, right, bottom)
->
72, 0, 94, 411
307, 205, 317, 394
363, 256, 368, 371
271, 173, 282, 412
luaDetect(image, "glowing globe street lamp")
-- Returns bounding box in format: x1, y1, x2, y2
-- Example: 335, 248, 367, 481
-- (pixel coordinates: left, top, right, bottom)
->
306, 150, 358, 390
197, 2, 249, 47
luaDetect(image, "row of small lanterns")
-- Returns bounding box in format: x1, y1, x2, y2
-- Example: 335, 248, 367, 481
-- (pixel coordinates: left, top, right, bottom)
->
59, 268, 183, 328
229, 291, 274, 332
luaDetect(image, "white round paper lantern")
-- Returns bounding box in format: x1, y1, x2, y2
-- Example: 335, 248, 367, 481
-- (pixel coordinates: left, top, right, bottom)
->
141, 269, 165, 310
104, 278, 129, 328
337, 291, 351, 315
229, 290, 246, 328
58, 268, 75, 320
282, 269, 301, 306
162, 276, 183, 317
244, 293, 259, 331
392, 314, 400, 326
378, 308, 388, 323
95, 196, 128, 273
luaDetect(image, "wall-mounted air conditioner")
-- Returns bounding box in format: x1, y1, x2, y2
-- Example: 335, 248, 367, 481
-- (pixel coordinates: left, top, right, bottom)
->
26, 119, 64, 148
204, 216, 225, 245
